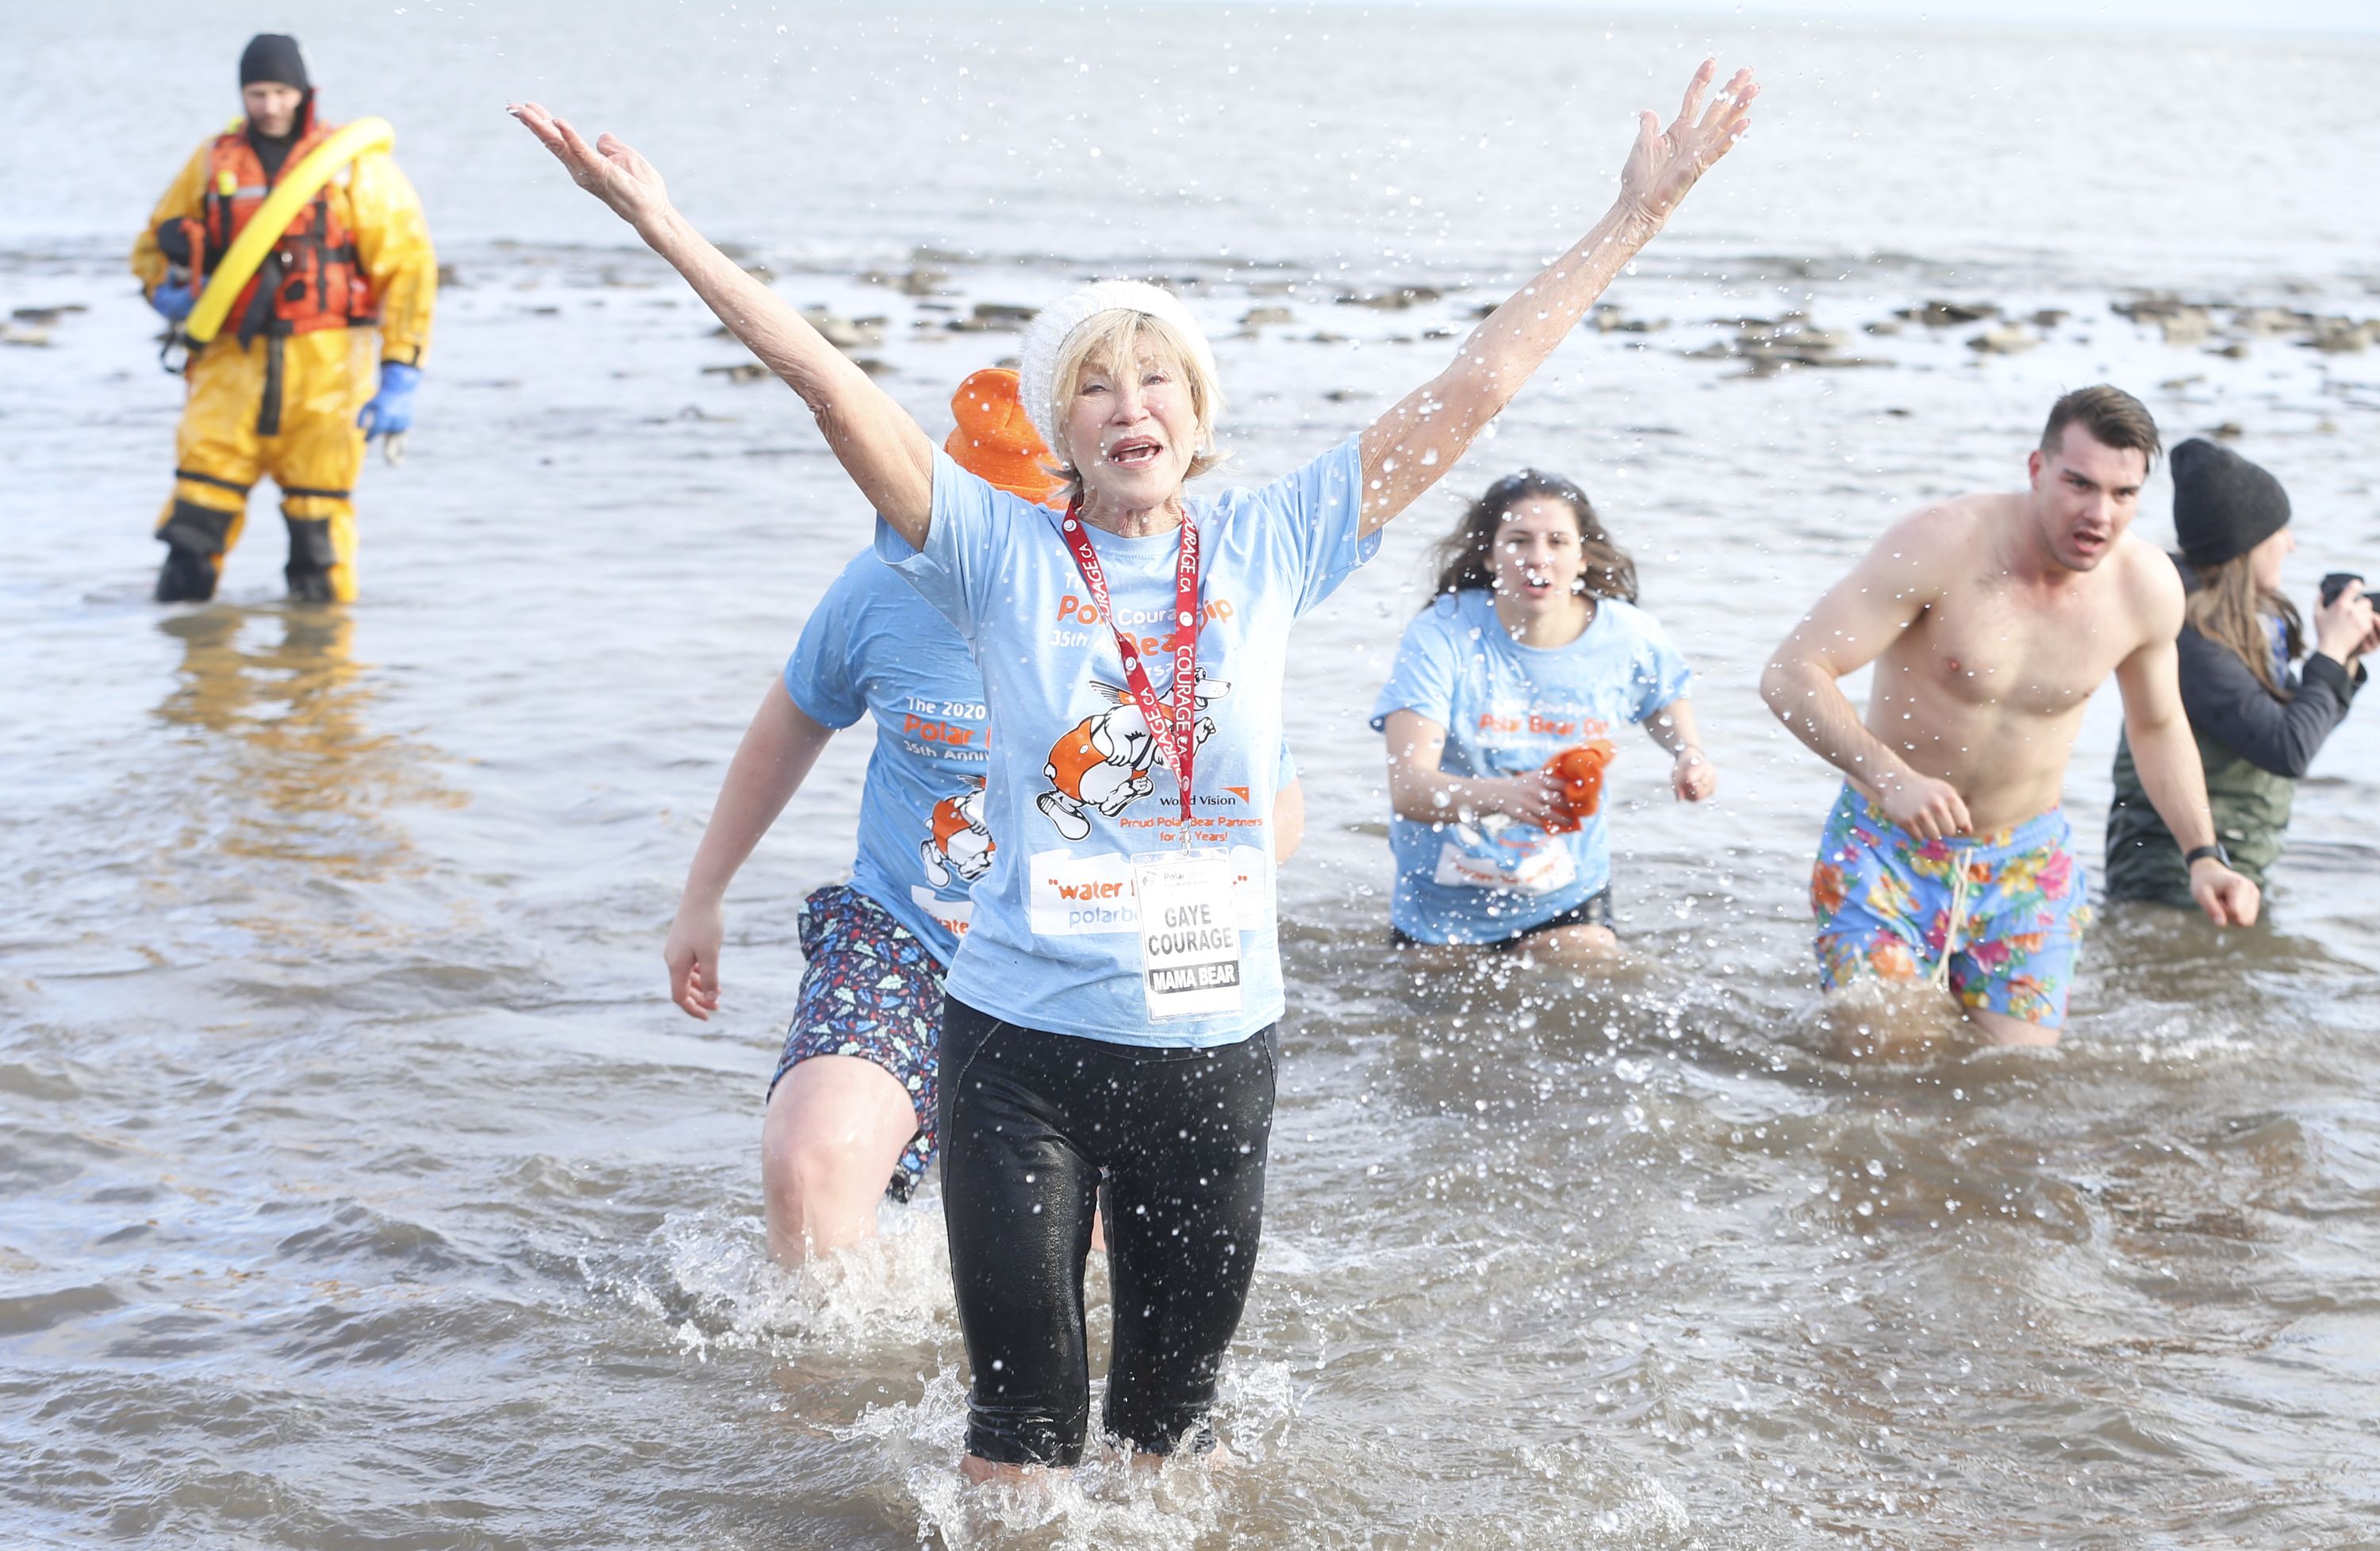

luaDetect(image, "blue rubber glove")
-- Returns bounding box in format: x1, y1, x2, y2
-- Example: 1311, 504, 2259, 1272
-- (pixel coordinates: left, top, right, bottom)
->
150, 281, 196, 323
358, 362, 420, 440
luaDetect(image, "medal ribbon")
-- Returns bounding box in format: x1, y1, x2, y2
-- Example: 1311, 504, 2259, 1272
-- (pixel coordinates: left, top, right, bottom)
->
1055, 497, 1202, 831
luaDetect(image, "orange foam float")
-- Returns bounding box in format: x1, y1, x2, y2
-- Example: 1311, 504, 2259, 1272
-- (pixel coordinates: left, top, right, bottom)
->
1541, 739, 1615, 831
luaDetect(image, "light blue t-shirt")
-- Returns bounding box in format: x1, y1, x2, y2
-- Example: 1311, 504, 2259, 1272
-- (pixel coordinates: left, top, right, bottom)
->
1368, 588, 1691, 945
879, 436, 1373, 1047
783, 551, 992, 963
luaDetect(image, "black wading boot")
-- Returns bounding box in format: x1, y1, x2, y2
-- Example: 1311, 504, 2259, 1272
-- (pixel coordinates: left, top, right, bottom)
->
155, 544, 221, 602
283, 515, 340, 603
153, 499, 236, 602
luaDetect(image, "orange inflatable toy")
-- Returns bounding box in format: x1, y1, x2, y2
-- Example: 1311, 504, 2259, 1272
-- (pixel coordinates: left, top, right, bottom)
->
946, 367, 1064, 506
1541, 740, 1616, 832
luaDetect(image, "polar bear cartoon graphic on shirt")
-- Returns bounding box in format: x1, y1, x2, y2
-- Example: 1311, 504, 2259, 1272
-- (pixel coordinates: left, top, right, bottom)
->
919, 777, 995, 888
1035, 669, 1230, 841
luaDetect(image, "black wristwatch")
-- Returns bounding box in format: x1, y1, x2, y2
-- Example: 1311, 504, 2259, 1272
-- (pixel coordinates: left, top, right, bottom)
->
2183, 843, 2229, 870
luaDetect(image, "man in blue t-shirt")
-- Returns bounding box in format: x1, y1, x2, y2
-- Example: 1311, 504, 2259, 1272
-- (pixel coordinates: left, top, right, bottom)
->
662, 370, 1303, 1264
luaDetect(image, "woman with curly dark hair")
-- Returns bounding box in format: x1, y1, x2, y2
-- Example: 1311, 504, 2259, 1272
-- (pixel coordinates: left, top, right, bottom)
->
1372, 470, 1717, 962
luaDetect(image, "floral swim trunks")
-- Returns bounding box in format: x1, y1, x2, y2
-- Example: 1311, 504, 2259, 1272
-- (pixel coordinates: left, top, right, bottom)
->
1809, 784, 2093, 1029
770, 884, 944, 1201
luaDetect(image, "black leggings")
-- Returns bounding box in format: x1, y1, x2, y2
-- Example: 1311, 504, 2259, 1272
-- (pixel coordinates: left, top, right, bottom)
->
938, 996, 1278, 1466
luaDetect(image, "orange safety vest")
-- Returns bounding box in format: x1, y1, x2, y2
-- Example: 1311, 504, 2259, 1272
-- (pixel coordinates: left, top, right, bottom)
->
173, 102, 377, 344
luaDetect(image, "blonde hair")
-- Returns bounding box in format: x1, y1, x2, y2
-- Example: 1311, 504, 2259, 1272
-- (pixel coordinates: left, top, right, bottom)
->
1047, 309, 1226, 506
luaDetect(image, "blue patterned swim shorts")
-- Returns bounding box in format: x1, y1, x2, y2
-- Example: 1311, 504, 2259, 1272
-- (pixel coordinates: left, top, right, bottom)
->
1810, 784, 2091, 1030
769, 884, 944, 1200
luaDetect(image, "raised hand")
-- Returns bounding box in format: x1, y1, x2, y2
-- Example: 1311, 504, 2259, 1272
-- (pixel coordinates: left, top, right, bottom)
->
1618, 60, 1759, 228
509, 100, 671, 232
2312, 580, 2373, 664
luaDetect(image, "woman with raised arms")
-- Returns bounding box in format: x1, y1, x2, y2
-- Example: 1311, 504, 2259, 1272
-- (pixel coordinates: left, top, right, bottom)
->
512, 60, 1756, 1479
664, 367, 1308, 1266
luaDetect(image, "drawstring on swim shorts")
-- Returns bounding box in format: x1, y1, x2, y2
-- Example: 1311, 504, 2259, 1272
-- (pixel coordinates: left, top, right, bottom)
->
1930, 859, 1972, 990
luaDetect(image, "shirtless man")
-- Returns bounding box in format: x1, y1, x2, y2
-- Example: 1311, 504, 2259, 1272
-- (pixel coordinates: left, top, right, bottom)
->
1760, 386, 2259, 1047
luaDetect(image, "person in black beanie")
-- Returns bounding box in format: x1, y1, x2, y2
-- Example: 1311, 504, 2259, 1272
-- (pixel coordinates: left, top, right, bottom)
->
2105, 439, 2376, 907
241, 33, 310, 89
237, 35, 313, 179
129, 33, 436, 603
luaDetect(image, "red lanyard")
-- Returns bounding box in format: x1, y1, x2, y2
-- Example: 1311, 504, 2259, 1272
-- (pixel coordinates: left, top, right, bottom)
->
1056, 497, 1203, 830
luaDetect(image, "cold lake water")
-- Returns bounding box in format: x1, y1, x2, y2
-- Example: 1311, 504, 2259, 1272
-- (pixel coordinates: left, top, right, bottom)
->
6, 3, 2380, 1545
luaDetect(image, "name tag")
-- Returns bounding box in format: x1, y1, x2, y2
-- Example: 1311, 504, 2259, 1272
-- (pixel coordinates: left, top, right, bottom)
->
1131, 850, 1245, 1021
1430, 823, 1578, 896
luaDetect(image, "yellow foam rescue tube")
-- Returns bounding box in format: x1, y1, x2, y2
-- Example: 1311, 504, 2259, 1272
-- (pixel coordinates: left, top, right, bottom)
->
184, 116, 396, 347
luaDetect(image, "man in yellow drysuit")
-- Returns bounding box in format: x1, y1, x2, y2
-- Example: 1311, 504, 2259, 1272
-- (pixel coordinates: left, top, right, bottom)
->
132, 34, 436, 604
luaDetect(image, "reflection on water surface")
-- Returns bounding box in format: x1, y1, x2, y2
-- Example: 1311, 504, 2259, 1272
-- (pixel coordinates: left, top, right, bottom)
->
152, 607, 455, 881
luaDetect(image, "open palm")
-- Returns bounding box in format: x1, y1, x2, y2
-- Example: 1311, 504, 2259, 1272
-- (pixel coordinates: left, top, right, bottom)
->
1618, 60, 1759, 228
509, 99, 670, 230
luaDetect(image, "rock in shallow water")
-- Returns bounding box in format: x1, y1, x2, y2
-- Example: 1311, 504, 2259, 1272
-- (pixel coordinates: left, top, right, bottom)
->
799, 309, 885, 350
2112, 296, 2216, 344
1967, 324, 2037, 355
1899, 300, 1998, 327
1338, 286, 1439, 310
948, 302, 1036, 332
2311, 319, 2374, 352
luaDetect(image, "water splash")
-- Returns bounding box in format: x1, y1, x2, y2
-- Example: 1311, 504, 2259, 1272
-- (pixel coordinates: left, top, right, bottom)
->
594, 1195, 959, 1361
850, 1359, 1310, 1551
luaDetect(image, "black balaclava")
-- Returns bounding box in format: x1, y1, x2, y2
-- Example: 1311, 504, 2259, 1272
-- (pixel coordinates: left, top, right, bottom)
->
238, 34, 313, 179
2171, 438, 2290, 570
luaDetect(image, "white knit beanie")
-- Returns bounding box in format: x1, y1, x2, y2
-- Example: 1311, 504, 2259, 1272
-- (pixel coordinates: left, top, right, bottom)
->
1015, 280, 1219, 459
